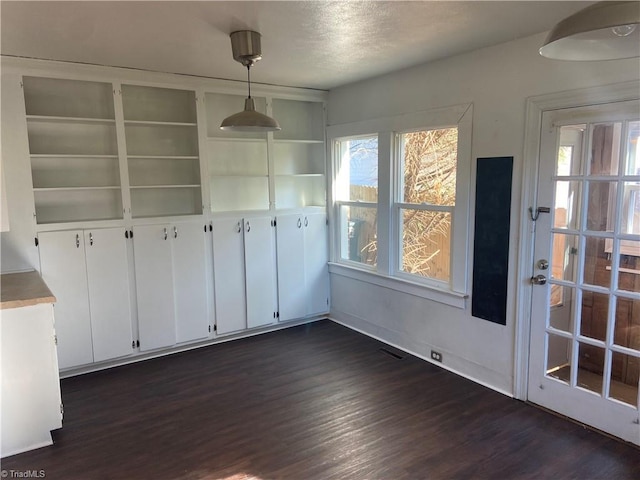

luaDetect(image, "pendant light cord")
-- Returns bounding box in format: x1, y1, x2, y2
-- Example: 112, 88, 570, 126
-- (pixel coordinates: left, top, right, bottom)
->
247, 65, 252, 99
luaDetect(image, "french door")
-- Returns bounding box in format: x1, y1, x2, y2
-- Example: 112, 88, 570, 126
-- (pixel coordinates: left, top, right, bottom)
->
528, 100, 640, 445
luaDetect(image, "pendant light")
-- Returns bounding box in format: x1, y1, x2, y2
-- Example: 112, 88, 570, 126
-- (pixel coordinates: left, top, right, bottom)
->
220, 30, 281, 132
540, 1, 640, 61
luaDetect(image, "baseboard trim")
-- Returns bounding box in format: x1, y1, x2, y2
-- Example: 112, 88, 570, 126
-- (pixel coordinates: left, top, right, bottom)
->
328, 312, 514, 399
60, 315, 327, 379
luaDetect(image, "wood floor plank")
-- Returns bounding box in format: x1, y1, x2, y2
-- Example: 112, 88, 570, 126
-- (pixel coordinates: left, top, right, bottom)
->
2, 320, 638, 479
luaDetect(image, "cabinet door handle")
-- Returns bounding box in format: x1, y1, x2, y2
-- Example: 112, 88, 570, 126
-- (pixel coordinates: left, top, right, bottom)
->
164, 228, 168, 240
174, 226, 178, 239
76, 234, 80, 248
237, 222, 242, 233
246, 221, 251, 233
297, 218, 302, 228
89, 232, 94, 246
304, 216, 308, 227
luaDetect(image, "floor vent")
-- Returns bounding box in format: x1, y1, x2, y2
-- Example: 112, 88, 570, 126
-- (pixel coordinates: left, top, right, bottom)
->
380, 348, 403, 360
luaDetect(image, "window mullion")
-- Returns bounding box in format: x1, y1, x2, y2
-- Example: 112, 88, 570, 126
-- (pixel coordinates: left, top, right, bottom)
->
377, 131, 393, 275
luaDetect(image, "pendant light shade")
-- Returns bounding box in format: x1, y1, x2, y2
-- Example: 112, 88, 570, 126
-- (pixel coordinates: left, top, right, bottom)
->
220, 97, 281, 132
220, 30, 281, 132
540, 1, 640, 60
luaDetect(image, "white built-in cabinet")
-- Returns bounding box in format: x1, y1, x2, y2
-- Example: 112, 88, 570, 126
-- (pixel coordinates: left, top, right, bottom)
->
11, 65, 329, 372
204, 93, 326, 211
212, 216, 277, 334
38, 228, 133, 369
23, 77, 123, 224
132, 222, 209, 351
276, 212, 330, 321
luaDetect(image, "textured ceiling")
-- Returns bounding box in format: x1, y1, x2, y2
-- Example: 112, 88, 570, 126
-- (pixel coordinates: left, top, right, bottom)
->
0, 1, 594, 90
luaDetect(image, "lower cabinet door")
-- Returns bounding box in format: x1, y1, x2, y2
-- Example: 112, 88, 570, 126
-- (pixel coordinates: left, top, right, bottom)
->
276, 214, 306, 321
38, 230, 94, 369
244, 216, 277, 329
304, 213, 330, 316
172, 222, 209, 343
84, 227, 134, 362
212, 218, 247, 334
132, 224, 177, 351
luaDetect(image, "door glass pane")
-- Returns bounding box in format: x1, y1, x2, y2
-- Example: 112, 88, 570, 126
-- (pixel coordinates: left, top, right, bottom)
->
609, 351, 639, 407
586, 181, 616, 231
554, 181, 581, 230
624, 120, 640, 176
613, 296, 640, 351
579, 291, 609, 342
336, 136, 378, 202
618, 246, 640, 294
340, 205, 377, 267
400, 209, 451, 282
557, 125, 585, 176
551, 233, 579, 283
577, 343, 605, 395
589, 123, 622, 176
621, 183, 640, 235
583, 235, 611, 288
550, 286, 575, 332
546, 334, 572, 384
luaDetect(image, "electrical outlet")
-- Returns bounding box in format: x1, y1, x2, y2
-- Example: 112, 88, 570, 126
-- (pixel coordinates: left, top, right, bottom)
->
431, 350, 442, 362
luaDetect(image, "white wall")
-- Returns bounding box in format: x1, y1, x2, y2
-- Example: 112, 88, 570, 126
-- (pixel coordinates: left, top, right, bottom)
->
327, 32, 640, 395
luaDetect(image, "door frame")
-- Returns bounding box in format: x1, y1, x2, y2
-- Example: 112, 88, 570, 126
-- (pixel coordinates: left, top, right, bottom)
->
514, 80, 640, 400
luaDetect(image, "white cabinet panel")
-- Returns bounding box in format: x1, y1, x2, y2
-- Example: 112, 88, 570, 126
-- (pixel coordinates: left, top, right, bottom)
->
172, 222, 209, 343
38, 230, 93, 369
84, 227, 133, 362
244, 216, 277, 329
212, 218, 246, 334
133, 224, 176, 351
276, 214, 306, 321
304, 213, 329, 316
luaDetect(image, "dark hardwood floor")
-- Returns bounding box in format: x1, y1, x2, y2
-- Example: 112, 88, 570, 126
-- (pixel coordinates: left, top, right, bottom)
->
3, 320, 639, 479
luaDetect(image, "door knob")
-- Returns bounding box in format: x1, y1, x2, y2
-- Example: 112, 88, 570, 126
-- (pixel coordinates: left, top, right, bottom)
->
531, 274, 547, 285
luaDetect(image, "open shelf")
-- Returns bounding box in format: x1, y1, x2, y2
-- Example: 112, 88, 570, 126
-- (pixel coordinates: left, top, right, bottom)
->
130, 186, 202, 218
275, 175, 326, 209
272, 99, 324, 142
122, 85, 196, 123
34, 188, 123, 224
23, 76, 115, 120
210, 176, 269, 212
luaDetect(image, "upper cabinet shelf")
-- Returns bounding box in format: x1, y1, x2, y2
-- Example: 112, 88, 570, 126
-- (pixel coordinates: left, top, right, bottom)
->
121, 85, 196, 124
272, 99, 324, 142
23, 76, 115, 120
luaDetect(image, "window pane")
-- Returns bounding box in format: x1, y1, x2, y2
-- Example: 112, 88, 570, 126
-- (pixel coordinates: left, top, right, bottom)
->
336, 136, 378, 202
609, 351, 639, 407
553, 180, 581, 230
401, 128, 457, 206
613, 296, 640, 351
339, 205, 377, 267
588, 123, 622, 176
621, 183, 640, 235
624, 120, 640, 175
586, 181, 616, 231
400, 209, 451, 281
557, 125, 585, 176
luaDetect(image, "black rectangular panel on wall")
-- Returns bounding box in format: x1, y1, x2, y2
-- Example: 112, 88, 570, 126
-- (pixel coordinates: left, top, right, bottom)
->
471, 156, 513, 325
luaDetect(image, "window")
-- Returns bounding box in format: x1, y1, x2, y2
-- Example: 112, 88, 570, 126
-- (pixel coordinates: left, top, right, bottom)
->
334, 135, 378, 267
396, 128, 457, 283
328, 104, 472, 306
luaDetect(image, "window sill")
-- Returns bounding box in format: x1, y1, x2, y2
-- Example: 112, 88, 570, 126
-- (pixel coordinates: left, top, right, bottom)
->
328, 262, 468, 309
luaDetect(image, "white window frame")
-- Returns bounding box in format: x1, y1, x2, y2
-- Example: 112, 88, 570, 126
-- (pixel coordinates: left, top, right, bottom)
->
333, 133, 380, 270
327, 103, 473, 308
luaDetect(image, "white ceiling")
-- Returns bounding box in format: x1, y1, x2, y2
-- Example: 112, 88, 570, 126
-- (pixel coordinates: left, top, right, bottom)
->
0, 1, 594, 90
